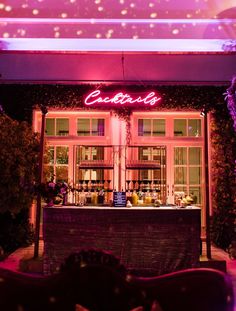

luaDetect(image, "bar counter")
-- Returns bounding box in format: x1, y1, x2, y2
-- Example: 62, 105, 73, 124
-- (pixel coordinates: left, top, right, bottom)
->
43, 206, 201, 276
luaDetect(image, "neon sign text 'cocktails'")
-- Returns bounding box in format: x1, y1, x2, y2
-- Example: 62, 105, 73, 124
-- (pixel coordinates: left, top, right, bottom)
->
84, 90, 161, 106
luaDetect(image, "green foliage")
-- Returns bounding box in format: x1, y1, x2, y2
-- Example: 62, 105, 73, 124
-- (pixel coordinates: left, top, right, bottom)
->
0, 209, 34, 254
0, 113, 39, 254
210, 103, 236, 249
0, 114, 40, 214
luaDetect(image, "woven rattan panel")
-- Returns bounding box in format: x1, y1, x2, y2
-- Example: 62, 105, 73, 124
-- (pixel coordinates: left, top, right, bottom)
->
43, 207, 201, 276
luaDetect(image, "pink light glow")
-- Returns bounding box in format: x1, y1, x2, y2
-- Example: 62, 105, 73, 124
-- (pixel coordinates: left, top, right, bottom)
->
84, 90, 161, 106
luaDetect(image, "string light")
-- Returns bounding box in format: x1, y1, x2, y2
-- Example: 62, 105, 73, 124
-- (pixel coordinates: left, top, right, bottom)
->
0, 1, 234, 42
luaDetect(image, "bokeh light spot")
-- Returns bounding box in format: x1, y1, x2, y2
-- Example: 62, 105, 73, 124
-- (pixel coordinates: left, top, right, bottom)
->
121, 9, 128, 15
172, 28, 179, 35
32, 9, 39, 15
5, 5, 12, 12
61, 12, 68, 18
150, 12, 157, 18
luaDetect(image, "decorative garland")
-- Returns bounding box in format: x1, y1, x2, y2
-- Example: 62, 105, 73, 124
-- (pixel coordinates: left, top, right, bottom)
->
112, 107, 132, 145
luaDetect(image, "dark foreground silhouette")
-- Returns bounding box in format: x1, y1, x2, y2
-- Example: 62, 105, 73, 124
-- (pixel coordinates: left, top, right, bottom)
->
0, 249, 234, 311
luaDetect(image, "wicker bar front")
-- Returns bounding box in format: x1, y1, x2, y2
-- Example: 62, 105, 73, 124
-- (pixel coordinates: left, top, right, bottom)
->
43, 206, 201, 276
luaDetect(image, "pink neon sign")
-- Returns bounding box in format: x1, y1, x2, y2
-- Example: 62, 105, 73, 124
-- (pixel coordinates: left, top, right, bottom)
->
84, 90, 161, 106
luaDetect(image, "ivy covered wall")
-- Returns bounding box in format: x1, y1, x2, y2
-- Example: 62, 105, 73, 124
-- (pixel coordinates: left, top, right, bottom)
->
0, 83, 235, 249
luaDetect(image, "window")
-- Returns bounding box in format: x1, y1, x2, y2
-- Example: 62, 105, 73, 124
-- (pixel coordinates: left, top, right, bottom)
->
174, 147, 202, 203
138, 147, 166, 185
45, 118, 69, 136
75, 146, 104, 182
174, 120, 186, 136
77, 119, 90, 136
138, 119, 165, 136
188, 119, 201, 137
44, 146, 69, 182
174, 119, 201, 137
56, 119, 69, 136
77, 118, 104, 136
153, 119, 165, 136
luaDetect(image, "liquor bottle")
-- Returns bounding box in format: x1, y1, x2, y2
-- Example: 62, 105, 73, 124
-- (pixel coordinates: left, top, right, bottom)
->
91, 190, 98, 205
86, 190, 92, 204
98, 189, 104, 204
145, 190, 152, 204
132, 190, 138, 205
79, 190, 86, 206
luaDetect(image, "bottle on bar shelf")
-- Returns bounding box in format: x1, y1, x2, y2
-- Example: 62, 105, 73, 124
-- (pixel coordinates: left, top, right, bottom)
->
126, 189, 132, 204
152, 190, 157, 203
138, 190, 144, 205
145, 190, 152, 204
132, 190, 138, 205
91, 190, 98, 205
98, 189, 104, 204
79, 189, 86, 206
86, 190, 92, 204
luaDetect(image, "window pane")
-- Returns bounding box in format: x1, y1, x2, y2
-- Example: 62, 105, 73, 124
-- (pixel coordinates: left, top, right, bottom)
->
189, 187, 201, 204
56, 146, 68, 164
174, 167, 187, 184
153, 170, 161, 180
56, 166, 68, 182
174, 186, 187, 193
189, 167, 201, 184
138, 119, 143, 136
77, 119, 90, 136
92, 119, 104, 136
56, 119, 69, 136
77, 169, 103, 181
77, 146, 90, 161
153, 119, 165, 136
43, 165, 54, 182
138, 119, 151, 136
93, 147, 104, 160
140, 170, 149, 180
143, 119, 151, 136
174, 119, 187, 136
139, 147, 150, 160
45, 146, 54, 165
189, 147, 201, 165
152, 148, 161, 164
174, 147, 187, 165
45, 118, 55, 136
188, 119, 201, 137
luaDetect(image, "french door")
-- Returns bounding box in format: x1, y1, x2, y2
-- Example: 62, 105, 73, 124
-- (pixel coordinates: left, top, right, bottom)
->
167, 145, 203, 206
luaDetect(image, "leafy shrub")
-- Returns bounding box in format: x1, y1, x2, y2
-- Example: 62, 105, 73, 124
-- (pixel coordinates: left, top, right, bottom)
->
0, 113, 39, 253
